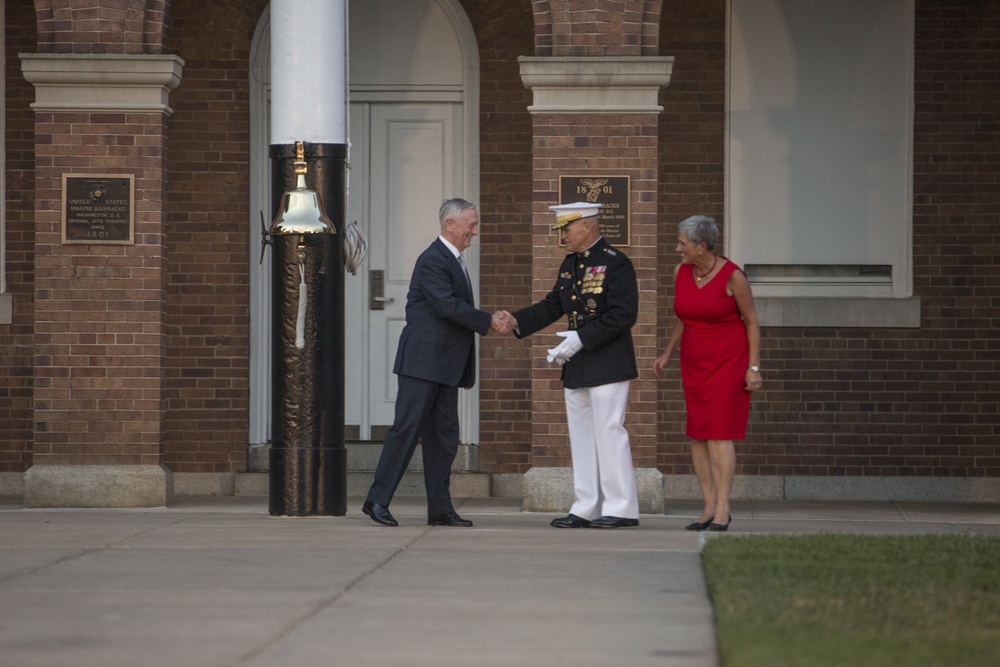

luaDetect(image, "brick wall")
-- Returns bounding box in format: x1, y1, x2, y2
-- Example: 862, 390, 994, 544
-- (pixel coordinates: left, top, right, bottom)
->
31, 107, 170, 465
905, 0, 1000, 477
462, 0, 536, 474
530, 112, 662, 468
161, 0, 266, 473
655, 0, 1000, 479
480, 0, 667, 472
2, 0, 996, 483
656, 0, 727, 473
0, 0, 38, 473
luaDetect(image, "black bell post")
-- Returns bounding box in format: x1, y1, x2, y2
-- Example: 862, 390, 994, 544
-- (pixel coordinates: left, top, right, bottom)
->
267, 143, 347, 516
266, 0, 349, 516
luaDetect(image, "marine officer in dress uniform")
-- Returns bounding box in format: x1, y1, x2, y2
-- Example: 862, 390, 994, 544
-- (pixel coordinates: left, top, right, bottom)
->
509, 202, 641, 528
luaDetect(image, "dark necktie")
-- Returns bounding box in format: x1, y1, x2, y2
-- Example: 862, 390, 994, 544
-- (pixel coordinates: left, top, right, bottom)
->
458, 254, 473, 304
458, 254, 472, 289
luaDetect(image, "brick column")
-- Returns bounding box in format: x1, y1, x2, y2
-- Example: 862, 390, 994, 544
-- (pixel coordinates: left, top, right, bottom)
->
21, 55, 183, 507
519, 57, 673, 513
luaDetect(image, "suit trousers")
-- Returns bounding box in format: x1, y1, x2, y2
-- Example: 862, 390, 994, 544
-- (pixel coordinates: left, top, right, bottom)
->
366, 374, 460, 516
564, 380, 639, 520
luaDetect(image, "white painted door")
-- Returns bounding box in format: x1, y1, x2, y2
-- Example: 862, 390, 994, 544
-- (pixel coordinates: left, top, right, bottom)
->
345, 102, 463, 439
249, 0, 480, 449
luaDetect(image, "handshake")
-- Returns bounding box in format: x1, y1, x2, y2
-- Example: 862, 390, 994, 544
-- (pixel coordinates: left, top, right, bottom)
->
491, 310, 518, 335
489, 311, 583, 366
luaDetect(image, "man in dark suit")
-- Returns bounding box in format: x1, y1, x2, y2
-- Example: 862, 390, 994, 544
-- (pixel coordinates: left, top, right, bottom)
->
508, 202, 641, 528
363, 198, 510, 527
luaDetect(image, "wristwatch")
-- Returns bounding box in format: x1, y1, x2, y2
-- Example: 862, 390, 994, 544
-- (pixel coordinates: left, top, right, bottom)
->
748, 365, 760, 372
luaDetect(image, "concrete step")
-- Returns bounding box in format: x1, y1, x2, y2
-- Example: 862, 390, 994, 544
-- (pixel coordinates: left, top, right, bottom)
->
212, 470, 492, 499
248, 441, 479, 473
232, 441, 491, 499
346, 441, 479, 473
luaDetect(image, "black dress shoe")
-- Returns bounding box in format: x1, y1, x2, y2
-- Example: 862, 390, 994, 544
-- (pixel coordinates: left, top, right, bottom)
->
708, 516, 732, 532
589, 516, 639, 529
550, 514, 592, 528
362, 500, 398, 526
685, 517, 715, 531
428, 511, 473, 527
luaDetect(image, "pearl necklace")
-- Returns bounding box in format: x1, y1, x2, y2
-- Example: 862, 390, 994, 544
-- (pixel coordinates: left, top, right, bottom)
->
694, 255, 717, 282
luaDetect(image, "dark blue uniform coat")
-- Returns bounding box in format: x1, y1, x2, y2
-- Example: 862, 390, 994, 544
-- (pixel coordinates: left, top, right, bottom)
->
513, 237, 638, 389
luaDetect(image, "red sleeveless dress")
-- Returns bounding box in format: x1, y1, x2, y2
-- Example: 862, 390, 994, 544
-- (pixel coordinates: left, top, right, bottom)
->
674, 259, 751, 440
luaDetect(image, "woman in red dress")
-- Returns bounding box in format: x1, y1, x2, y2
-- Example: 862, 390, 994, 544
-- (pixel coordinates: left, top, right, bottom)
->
653, 215, 762, 532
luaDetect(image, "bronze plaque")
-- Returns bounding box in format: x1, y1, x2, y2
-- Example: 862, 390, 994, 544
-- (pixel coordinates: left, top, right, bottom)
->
62, 174, 134, 244
559, 175, 630, 246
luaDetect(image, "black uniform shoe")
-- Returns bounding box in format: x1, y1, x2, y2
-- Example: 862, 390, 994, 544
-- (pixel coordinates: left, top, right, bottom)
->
362, 500, 398, 526
589, 516, 639, 528
550, 514, 592, 528
428, 511, 473, 527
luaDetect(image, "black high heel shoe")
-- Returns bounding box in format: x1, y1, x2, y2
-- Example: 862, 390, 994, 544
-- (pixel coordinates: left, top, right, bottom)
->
685, 517, 715, 531
708, 516, 732, 532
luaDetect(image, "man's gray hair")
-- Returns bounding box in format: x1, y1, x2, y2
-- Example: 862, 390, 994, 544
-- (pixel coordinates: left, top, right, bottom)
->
678, 215, 719, 251
439, 198, 476, 227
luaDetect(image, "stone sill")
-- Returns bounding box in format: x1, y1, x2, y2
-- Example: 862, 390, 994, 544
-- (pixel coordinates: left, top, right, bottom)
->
756, 296, 921, 328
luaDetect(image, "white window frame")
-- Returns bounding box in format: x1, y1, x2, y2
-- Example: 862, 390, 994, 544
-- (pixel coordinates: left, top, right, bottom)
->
725, 0, 920, 327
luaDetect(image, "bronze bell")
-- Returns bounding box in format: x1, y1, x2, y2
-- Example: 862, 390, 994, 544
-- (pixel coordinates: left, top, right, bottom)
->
269, 142, 336, 236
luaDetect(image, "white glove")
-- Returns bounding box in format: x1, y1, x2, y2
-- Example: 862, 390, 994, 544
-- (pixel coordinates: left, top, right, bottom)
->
546, 351, 568, 366
545, 330, 583, 365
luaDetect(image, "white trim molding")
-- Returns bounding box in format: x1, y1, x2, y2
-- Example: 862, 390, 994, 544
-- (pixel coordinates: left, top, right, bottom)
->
519, 56, 674, 114
20, 54, 185, 114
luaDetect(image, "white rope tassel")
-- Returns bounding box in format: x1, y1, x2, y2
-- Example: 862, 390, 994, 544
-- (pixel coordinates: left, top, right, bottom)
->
343, 220, 368, 275
295, 257, 307, 349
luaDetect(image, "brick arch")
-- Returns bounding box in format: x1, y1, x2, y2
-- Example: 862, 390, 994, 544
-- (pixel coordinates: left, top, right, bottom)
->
530, 0, 663, 56
33, 0, 173, 54
142, 0, 171, 52
531, 0, 554, 55
640, 0, 662, 54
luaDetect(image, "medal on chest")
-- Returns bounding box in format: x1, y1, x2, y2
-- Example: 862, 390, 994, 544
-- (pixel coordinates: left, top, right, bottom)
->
580, 265, 606, 295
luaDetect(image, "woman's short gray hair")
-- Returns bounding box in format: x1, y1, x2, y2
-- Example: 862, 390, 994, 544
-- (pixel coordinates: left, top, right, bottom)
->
678, 215, 719, 251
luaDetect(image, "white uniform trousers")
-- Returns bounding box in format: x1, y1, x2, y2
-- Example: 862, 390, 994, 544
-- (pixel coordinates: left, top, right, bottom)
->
564, 379, 639, 520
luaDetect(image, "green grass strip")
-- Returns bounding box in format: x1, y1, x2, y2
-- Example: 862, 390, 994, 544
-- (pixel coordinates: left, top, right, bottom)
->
702, 534, 1000, 667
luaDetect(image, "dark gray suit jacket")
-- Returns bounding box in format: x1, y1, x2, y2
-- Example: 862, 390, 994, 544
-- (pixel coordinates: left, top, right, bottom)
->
394, 238, 492, 388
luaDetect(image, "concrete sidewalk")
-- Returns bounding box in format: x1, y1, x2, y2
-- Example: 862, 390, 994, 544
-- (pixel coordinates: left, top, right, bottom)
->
0, 496, 998, 667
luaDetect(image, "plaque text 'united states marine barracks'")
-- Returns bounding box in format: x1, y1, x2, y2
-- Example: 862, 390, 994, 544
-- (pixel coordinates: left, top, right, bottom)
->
62, 174, 135, 245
